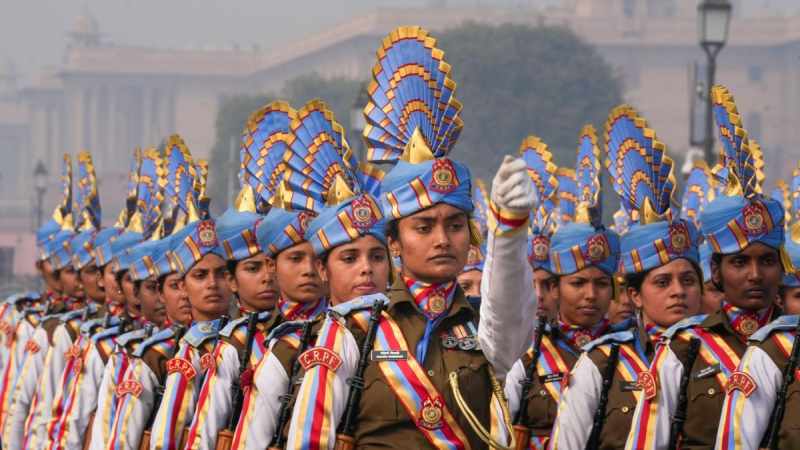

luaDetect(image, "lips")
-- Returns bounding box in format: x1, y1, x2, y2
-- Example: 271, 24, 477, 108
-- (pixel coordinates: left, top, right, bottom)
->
256, 290, 278, 300
745, 288, 766, 298
429, 254, 455, 263
353, 282, 377, 293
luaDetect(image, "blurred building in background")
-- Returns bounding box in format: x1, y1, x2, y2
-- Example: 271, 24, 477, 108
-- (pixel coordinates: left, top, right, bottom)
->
1, 0, 799, 277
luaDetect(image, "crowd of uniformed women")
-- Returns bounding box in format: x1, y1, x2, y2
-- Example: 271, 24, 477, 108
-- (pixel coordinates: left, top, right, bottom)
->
1, 25, 798, 450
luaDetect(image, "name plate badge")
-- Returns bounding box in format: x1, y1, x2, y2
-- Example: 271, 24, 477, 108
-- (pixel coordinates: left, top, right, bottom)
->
371, 350, 408, 362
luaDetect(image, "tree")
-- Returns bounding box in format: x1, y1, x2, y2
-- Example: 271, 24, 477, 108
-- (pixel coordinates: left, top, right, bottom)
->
436, 22, 622, 177
209, 22, 623, 217
207, 75, 365, 213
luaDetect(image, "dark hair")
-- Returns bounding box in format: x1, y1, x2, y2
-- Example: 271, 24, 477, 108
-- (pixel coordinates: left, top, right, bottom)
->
226, 260, 239, 276
710, 253, 724, 290
624, 259, 705, 294
114, 269, 128, 288
133, 279, 142, 296
386, 219, 399, 241
157, 273, 170, 293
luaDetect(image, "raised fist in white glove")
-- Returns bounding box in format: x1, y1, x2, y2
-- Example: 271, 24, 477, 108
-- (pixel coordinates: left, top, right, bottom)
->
491, 155, 538, 213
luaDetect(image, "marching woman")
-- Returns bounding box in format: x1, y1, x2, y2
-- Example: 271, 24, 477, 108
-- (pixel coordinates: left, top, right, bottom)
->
285, 25, 537, 450
713, 165, 800, 450
229, 99, 391, 450
521, 135, 561, 322
624, 85, 785, 450
548, 111, 703, 449
505, 127, 621, 450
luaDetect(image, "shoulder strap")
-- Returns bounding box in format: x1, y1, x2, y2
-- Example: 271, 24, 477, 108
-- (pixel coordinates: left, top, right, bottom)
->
750, 314, 799, 342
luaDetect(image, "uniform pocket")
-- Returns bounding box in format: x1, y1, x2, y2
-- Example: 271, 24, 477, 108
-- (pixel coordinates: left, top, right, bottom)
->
360, 375, 402, 420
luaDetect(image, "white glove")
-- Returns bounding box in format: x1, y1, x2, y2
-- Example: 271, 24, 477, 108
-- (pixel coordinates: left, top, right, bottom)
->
491, 155, 538, 213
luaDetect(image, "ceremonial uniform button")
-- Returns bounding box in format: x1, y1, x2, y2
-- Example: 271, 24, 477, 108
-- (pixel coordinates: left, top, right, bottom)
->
427, 370, 435, 377
621, 406, 630, 414
539, 389, 547, 397
707, 388, 716, 396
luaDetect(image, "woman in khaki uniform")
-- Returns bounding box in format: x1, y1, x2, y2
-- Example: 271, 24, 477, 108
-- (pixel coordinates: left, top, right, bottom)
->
285, 26, 537, 450
505, 127, 620, 450
549, 105, 704, 449
624, 85, 786, 450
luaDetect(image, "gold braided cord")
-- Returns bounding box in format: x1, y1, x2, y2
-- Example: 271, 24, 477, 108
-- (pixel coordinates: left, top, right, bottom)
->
448, 365, 515, 450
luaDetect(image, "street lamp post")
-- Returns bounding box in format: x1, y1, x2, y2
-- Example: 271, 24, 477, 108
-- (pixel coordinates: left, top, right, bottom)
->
33, 160, 48, 230
697, 0, 732, 165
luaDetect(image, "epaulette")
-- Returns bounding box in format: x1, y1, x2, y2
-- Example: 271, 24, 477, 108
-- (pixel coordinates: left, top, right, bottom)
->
80, 315, 118, 336
610, 317, 636, 333
749, 314, 800, 343
219, 311, 272, 338
582, 329, 635, 352
39, 312, 65, 324
116, 327, 150, 347
663, 314, 708, 340
92, 325, 124, 344
134, 327, 178, 358
59, 308, 85, 324
266, 319, 307, 343
329, 293, 390, 318
8, 291, 40, 305
183, 319, 222, 348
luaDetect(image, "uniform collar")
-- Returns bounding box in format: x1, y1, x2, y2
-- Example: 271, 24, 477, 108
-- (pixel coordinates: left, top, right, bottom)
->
720, 300, 775, 339
388, 276, 473, 323
278, 297, 327, 321
556, 318, 610, 348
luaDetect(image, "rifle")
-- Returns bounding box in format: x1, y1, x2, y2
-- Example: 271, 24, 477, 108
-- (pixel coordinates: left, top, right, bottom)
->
333, 299, 387, 450
138, 324, 188, 450
763, 318, 800, 449
216, 312, 260, 450
585, 343, 620, 450
667, 337, 700, 450
268, 319, 316, 450
512, 317, 547, 450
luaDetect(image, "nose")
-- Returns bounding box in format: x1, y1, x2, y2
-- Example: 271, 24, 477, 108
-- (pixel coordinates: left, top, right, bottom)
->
746, 260, 763, 283
585, 282, 598, 302
670, 278, 687, 298
432, 224, 450, 249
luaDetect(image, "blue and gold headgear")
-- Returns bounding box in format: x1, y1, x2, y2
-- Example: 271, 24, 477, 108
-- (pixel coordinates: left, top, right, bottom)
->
782, 163, 800, 287
213, 109, 270, 262
38, 154, 75, 262
69, 152, 103, 270
361, 26, 473, 227
700, 86, 785, 257
269, 100, 387, 256
518, 135, 559, 269
111, 148, 168, 274
549, 124, 619, 276
130, 137, 203, 280
606, 105, 699, 275
235, 100, 314, 258
95, 149, 144, 267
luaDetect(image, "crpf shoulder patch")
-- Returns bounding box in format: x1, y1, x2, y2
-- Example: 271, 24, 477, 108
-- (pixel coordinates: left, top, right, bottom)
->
166, 356, 197, 380
115, 379, 143, 398
638, 371, 658, 400
299, 346, 342, 372
726, 371, 757, 397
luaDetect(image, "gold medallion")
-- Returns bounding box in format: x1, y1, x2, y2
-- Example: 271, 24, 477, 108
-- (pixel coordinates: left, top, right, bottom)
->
737, 316, 759, 336
429, 294, 446, 315
419, 397, 443, 430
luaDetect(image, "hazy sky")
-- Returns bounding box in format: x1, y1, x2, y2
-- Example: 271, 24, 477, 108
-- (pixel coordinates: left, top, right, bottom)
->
0, 0, 437, 81
2, 0, 797, 82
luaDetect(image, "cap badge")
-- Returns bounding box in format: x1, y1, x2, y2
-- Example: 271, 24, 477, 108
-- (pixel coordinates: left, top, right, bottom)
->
667, 222, 691, 255
531, 235, 551, 262
197, 220, 217, 248
429, 158, 458, 194
350, 196, 376, 230
585, 233, 610, 263
742, 202, 770, 236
